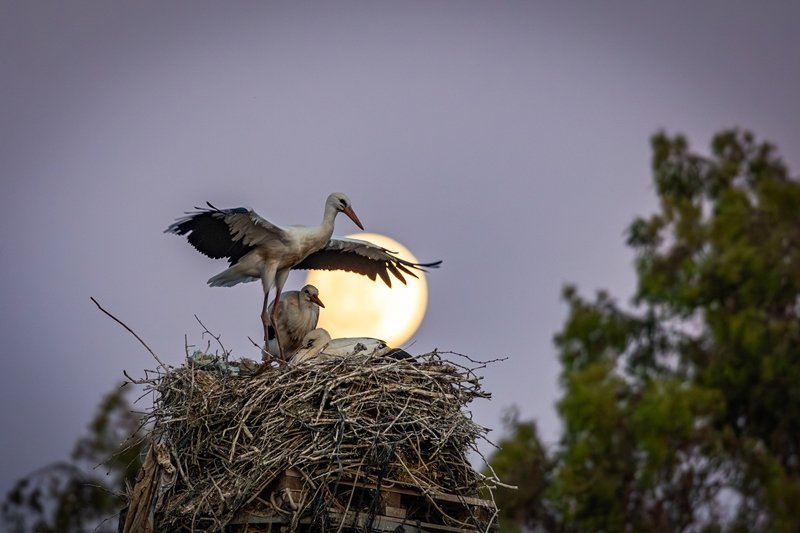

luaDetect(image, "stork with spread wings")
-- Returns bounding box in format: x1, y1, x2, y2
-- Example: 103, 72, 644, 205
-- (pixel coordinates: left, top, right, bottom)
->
166, 192, 441, 361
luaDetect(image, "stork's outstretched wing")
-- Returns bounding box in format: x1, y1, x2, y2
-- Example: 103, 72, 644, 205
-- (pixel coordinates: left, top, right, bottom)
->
292, 236, 442, 287
165, 203, 288, 265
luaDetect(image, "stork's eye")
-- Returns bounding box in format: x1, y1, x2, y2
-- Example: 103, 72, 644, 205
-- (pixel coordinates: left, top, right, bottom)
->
339, 200, 347, 209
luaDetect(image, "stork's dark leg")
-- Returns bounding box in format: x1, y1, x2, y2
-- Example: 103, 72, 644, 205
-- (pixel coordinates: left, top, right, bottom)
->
270, 289, 285, 363
271, 269, 290, 364
261, 293, 272, 358
260, 268, 278, 365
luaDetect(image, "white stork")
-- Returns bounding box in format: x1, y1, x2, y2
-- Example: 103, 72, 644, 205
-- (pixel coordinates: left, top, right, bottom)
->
265, 284, 324, 359
289, 328, 413, 366
165, 192, 440, 361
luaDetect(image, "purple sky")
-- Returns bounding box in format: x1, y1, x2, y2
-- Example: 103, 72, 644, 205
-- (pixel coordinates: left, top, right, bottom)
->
2, 2, 799, 497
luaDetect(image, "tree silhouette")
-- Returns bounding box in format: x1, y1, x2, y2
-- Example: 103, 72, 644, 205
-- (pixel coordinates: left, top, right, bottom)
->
489, 130, 800, 532
2, 384, 146, 532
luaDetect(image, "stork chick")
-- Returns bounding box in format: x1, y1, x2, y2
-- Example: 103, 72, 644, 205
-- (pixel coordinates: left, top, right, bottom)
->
289, 328, 412, 366
265, 285, 325, 360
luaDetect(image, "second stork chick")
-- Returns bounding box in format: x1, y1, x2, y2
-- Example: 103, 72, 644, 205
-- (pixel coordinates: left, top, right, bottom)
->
289, 328, 412, 366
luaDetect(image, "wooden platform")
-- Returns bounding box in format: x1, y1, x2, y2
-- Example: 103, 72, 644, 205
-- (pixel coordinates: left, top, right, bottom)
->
227, 469, 498, 532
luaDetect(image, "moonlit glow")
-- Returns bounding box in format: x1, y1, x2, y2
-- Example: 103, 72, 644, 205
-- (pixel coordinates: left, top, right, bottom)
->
305, 233, 429, 346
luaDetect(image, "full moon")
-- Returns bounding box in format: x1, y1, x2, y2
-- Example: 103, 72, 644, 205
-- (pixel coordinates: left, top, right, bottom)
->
306, 233, 429, 346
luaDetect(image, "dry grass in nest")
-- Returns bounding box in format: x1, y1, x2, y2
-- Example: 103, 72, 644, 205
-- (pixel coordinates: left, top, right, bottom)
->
133, 350, 504, 531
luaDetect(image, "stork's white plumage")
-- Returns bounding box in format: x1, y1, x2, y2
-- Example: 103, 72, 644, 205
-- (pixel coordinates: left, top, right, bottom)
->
289, 328, 412, 366
265, 285, 324, 358
165, 192, 440, 362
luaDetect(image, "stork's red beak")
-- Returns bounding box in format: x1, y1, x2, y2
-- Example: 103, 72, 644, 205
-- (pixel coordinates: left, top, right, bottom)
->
310, 294, 325, 308
343, 206, 364, 230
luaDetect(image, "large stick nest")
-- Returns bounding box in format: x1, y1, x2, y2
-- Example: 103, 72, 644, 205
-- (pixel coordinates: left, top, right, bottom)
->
139, 350, 501, 531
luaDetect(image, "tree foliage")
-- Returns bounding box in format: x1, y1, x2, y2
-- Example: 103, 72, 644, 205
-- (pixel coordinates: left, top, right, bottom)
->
489, 408, 557, 532
489, 130, 800, 532
2, 385, 146, 533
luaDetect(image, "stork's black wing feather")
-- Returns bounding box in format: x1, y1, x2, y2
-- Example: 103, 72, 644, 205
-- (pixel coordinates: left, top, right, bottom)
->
291, 237, 442, 287
383, 348, 414, 361
292, 248, 382, 280
165, 206, 255, 265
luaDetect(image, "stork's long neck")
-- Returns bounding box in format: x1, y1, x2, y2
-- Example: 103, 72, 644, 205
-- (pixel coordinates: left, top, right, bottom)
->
318, 202, 339, 241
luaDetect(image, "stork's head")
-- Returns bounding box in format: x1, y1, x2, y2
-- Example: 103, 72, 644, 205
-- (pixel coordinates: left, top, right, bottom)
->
300, 284, 325, 308
301, 328, 332, 350
328, 192, 364, 230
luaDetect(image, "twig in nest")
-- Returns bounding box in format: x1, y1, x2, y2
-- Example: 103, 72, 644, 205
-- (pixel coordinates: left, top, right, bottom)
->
247, 335, 273, 363
194, 314, 229, 358
123, 369, 149, 385
441, 351, 509, 366
89, 297, 168, 373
